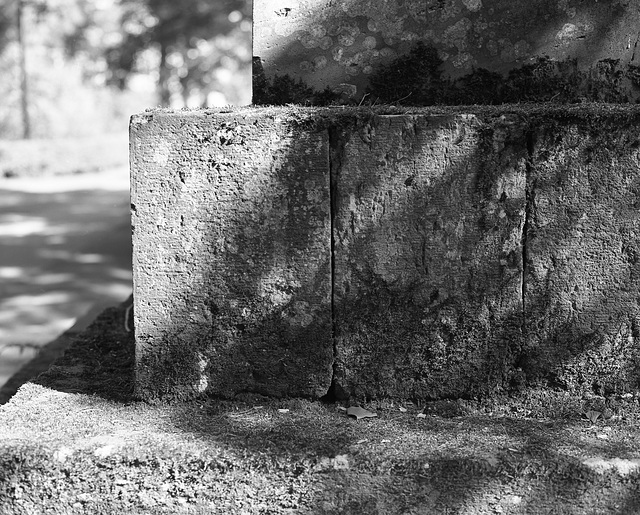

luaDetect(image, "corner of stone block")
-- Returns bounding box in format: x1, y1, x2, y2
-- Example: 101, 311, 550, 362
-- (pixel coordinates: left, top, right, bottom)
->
129, 112, 157, 133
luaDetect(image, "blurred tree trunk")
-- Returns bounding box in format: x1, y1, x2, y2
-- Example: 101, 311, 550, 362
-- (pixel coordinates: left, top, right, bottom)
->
158, 41, 171, 106
16, 0, 30, 139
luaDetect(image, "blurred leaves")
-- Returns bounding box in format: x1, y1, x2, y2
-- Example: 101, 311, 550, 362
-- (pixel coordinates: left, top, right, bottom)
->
0, 2, 15, 50
107, 0, 251, 106
0, 0, 250, 138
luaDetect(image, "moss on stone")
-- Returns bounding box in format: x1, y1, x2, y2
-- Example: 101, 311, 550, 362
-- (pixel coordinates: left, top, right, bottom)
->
253, 57, 341, 106
366, 45, 640, 106
255, 41, 640, 107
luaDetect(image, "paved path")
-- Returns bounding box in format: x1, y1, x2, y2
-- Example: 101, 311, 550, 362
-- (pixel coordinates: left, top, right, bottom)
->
0, 167, 132, 401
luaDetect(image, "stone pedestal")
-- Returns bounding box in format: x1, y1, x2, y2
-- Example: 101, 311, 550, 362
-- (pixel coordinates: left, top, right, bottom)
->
130, 106, 640, 401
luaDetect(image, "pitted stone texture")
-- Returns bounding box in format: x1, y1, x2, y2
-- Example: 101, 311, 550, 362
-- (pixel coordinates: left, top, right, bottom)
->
254, 0, 640, 101
523, 113, 640, 392
130, 109, 332, 400
332, 114, 528, 399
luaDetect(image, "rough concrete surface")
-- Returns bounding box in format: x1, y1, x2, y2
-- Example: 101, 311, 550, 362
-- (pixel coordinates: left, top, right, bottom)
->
2, 302, 640, 514
130, 105, 640, 402
254, 0, 640, 101
130, 108, 332, 401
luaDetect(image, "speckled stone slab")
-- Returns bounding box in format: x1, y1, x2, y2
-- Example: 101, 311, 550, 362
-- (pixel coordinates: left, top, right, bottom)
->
253, 0, 640, 102
130, 105, 640, 401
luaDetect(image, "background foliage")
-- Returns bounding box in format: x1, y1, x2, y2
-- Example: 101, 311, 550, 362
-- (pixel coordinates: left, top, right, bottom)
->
0, 0, 251, 140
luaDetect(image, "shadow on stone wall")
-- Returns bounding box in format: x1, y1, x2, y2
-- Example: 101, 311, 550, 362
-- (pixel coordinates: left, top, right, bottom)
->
520, 111, 640, 393
328, 112, 527, 401
133, 106, 640, 405
329, 108, 640, 400
132, 109, 527, 402
129, 105, 640, 412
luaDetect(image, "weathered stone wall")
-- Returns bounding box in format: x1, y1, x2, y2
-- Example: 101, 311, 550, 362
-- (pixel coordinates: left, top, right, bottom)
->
253, 0, 640, 103
130, 105, 640, 401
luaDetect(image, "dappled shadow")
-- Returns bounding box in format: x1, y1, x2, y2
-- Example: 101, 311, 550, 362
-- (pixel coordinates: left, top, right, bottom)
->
131, 109, 333, 400
0, 177, 132, 402
254, 0, 634, 103
328, 111, 528, 400
520, 109, 640, 392
132, 107, 532, 403
165, 396, 640, 512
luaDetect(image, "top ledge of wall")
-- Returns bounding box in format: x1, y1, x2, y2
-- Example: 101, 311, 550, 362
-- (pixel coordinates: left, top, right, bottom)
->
132, 103, 640, 124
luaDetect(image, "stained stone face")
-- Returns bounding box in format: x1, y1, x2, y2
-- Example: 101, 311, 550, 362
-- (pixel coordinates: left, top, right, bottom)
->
130, 108, 333, 400
331, 113, 528, 399
523, 116, 640, 391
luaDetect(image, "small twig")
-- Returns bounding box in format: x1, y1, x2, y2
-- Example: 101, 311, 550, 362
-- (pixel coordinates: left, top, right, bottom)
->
124, 303, 133, 333
395, 92, 413, 104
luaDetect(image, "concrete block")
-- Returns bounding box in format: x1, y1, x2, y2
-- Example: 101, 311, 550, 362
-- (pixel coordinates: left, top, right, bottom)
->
332, 113, 528, 399
129, 108, 332, 400
523, 112, 640, 392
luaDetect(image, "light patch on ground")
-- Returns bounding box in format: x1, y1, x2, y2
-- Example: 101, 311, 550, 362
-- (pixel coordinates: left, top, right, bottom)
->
0, 165, 132, 394
0, 166, 130, 193
583, 457, 640, 475
0, 217, 48, 237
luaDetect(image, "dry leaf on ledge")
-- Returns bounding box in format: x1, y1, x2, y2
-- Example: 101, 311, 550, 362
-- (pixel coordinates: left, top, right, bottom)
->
346, 406, 377, 420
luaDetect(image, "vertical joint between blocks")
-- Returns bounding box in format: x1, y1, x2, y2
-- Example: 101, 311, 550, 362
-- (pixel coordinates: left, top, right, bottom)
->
326, 125, 345, 397
522, 128, 536, 339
